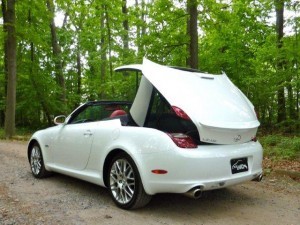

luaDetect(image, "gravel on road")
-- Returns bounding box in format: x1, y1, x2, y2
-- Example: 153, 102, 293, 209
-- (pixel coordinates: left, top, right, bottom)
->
0, 140, 299, 225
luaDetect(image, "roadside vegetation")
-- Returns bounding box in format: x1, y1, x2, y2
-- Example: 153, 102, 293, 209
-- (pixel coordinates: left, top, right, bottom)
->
0, 128, 32, 141
259, 133, 300, 160
0, 0, 299, 139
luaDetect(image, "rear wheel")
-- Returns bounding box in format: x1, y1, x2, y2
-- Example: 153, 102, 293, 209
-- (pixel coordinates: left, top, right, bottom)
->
108, 153, 152, 209
29, 143, 50, 178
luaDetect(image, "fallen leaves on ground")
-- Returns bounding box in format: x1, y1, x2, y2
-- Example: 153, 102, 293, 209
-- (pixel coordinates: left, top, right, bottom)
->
263, 157, 300, 181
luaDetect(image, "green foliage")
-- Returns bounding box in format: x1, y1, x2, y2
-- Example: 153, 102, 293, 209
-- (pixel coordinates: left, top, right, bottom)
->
260, 134, 300, 160
144, 0, 188, 65
0, 0, 299, 133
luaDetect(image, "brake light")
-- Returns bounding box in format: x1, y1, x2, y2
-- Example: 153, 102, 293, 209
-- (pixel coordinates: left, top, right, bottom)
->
171, 106, 191, 120
167, 133, 197, 148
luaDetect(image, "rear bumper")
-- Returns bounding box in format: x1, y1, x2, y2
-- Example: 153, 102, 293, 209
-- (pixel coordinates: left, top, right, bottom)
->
137, 141, 263, 195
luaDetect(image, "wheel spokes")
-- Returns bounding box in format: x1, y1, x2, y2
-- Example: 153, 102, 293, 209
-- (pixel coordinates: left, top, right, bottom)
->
31, 146, 42, 175
110, 158, 136, 204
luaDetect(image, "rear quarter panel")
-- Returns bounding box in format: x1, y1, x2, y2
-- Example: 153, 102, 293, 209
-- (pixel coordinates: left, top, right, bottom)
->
86, 124, 174, 185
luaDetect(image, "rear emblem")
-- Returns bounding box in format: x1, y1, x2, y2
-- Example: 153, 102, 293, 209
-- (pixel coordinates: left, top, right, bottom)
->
234, 135, 241, 142
231, 158, 248, 174
232, 160, 248, 171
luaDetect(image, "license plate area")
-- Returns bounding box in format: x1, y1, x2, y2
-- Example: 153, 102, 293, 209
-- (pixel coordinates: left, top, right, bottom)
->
231, 158, 248, 174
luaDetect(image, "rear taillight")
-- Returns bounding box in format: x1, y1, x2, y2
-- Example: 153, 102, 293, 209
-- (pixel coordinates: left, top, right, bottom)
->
167, 133, 198, 148
171, 106, 191, 120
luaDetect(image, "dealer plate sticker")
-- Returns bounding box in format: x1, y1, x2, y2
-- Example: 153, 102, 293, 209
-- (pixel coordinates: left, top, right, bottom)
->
231, 158, 248, 174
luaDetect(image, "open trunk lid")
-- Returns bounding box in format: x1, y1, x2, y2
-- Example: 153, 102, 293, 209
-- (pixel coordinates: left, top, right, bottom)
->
115, 58, 260, 145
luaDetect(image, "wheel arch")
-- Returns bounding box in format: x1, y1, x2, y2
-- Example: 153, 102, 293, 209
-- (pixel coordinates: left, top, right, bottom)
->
101, 128, 172, 193
27, 139, 39, 161
103, 148, 127, 188
103, 148, 152, 209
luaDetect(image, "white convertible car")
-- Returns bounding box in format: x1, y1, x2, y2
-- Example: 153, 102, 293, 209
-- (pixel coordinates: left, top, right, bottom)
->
28, 58, 263, 209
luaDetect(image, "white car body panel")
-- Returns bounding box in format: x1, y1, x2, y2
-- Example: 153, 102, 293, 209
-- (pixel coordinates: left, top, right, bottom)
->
30, 122, 263, 195
129, 76, 153, 126
52, 122, 94, 170
28, 58, 263, 201
116, 58, 260, 144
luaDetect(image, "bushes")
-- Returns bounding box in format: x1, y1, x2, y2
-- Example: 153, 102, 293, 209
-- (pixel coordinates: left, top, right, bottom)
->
259, 134, 300, 160
0, 127, 33, 141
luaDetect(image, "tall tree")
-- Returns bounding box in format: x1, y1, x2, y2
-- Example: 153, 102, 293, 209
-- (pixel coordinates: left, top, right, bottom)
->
186, 0, 198, 69
2, 0, 17, 138
104, 4, 114, 96
135, 0, 146, 58
275, 0, 286, 123
100, 3, 106, 98
46, 0, 66, 110
122, 0, 129, 63
28, 9, 52, 125
0, 0, 298, 132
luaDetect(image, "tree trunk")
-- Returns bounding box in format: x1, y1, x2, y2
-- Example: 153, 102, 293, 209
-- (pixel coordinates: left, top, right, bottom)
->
46, 0, 66, 109
296, 41, 299, 128
76, 48, 82, 97
275, 0, 286, 123
100, 4, 106, 98
28, 10, 52, 126
186, 0, 198, 69
2, 0, 17, 138
104, 5, 114, 96
135, 0, 146, 58
122, 0, 130, 64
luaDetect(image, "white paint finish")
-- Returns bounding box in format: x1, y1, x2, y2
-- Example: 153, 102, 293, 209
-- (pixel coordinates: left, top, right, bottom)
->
31, 122, 262, 195
122, 58, 260, 144
129, 76, 153, 126
28, 59, 263, 200
114, 64, 143, 72
141, 58, 259, 125
51, 122, 95, 170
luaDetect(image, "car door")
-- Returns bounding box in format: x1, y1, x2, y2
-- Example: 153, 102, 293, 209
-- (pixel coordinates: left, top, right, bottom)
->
52, 123, 94, 170
52, 104, 103, 170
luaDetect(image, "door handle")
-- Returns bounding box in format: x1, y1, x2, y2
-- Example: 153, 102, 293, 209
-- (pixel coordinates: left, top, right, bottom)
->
83, 130, 93, 136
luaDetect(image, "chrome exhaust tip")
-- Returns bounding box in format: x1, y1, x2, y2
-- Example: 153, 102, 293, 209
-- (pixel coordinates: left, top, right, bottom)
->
252, 173, 263, 182
184, 186, 203, 199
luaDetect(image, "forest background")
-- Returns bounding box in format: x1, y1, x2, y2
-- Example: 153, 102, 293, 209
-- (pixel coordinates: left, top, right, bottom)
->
0, 0, 299, 159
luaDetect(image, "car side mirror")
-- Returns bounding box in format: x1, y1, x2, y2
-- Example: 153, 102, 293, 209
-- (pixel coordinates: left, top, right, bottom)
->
54, 115, 66, 125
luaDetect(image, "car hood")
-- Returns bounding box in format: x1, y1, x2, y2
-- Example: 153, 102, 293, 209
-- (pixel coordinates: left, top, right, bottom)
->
115, 58, 260, 144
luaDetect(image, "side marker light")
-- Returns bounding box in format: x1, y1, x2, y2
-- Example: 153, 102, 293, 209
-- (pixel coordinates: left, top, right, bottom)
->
151, 170, 168, 174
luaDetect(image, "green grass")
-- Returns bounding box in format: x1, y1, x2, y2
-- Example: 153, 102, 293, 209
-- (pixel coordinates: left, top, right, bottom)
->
0, 127, 34, 141
259, 134, 300, 160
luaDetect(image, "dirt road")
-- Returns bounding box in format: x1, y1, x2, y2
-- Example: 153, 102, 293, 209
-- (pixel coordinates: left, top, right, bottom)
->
0, 141, 299, 225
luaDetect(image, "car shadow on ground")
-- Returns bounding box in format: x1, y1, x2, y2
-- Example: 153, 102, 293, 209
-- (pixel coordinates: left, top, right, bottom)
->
36, 171, 256, 214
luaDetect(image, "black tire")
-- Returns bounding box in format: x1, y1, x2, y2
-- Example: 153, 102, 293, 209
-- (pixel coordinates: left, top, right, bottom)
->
108, 153, 152, 209
29, 143, 51, 178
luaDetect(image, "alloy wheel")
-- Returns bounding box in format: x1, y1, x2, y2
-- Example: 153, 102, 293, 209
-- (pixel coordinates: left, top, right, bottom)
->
109, 159, 136, 204
30, 145, 42, 175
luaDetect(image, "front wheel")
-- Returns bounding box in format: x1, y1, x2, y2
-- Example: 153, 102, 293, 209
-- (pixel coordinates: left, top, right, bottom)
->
108, 153, 152, 209
29, 143, 51, 178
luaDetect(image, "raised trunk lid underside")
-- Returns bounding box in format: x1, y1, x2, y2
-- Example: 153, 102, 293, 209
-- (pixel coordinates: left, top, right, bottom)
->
115, 58, 260, 145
